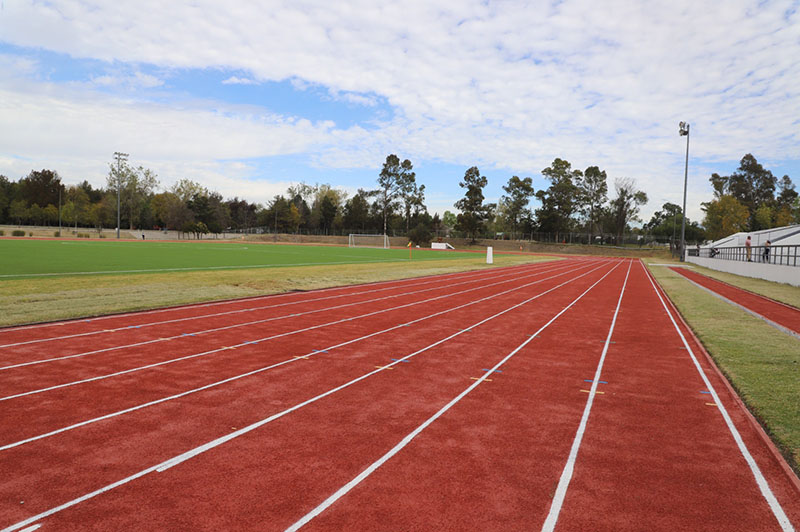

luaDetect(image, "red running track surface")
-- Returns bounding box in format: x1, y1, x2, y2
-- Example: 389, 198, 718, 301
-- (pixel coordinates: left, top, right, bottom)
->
670, 266, 800, 336
1, 258, 798, 531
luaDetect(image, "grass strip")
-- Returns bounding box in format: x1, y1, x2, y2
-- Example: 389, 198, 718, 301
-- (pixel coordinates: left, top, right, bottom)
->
644, 257, 800, 309
0, 254, 553, 327
649, 265, 800, 474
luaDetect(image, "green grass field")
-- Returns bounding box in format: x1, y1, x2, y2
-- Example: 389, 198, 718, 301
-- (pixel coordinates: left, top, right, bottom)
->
0, 239, 483, 280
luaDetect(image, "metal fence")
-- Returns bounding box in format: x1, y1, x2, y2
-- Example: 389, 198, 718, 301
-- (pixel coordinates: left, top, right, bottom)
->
691, 245, 800, 267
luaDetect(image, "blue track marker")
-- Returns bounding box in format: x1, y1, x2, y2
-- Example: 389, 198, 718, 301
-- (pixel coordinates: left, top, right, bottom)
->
312, 349, 329, 354
482, 368, 502, 373
584, 379, 608, 384
700, 390, 712, 394
390, 358, 410, 363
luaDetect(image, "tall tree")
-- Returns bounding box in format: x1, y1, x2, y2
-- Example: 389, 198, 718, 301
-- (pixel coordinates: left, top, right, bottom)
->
535, 158, 582, 238
710, 154, 777, 229
343, 189, 371, 231
19, 169, 62, 208
402, 182, 426, 232
702, 195, 750, 241
577, 166, 608, 240
609, 178, 648, 244
319, 195, 337, 233
454, 166, 490, 242
374, 154, 415, 235
500, 175, 534, 239
107, 161, 159, 229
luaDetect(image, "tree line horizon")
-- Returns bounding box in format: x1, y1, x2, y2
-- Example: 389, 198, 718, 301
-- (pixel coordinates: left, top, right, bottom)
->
0, 153, 797, 245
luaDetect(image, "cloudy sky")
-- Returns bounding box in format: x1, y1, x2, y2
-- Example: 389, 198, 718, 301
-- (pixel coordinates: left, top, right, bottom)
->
1, 1, 799, 222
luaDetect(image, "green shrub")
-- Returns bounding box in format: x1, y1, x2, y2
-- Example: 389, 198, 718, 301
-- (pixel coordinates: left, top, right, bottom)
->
54, 231, 61, 237
0, 230, 4, 236
28, 232, 33, 237
99, 234, 106, 239
12, 230, 25, 237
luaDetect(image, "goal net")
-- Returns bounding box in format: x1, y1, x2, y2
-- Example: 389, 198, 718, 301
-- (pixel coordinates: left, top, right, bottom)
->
349, 234, 390, 249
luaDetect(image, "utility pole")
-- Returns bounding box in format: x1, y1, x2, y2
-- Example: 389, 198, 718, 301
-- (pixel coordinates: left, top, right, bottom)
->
678, 122, 690, 262
113, 152, 129, 239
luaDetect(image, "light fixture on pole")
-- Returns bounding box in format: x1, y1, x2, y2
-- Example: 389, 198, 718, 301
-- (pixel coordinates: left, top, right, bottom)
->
113, 151, 129, 239
678, 122, 690, 262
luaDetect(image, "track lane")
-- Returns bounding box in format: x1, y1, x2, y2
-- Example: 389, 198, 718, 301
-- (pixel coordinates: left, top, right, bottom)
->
545, 262, 799, 532
0, 261, 564, 365
0, 260, 589, 401
283, 261, 632, 531
0, 260, 620, 528
0, 260, 610, 453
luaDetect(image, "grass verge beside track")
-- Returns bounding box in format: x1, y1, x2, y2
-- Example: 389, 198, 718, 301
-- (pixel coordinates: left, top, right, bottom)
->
0, 254, 552, 327
644, 257, 800, 308
649, 264, 800, 474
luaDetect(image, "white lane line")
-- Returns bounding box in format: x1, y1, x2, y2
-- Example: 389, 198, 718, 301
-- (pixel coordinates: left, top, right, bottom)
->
0, 261, 562, 368
17, 525, 41, 532
284, 261, 625, 531
0, 261, 613, 451
0, 261, 598, 402
540, 259, 632, 532
642, 263, 796, 532
680, 276, 800, 341
0, 261, 545, 349
0, 262, 620, 532
0, 260, 548, 334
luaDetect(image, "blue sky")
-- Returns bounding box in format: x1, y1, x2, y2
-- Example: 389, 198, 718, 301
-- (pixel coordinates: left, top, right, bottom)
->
1, 1, 799, 223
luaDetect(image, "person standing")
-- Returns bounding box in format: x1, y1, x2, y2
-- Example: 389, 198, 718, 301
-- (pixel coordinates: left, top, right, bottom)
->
763, 240, 771, 262
745, 235, 752, 262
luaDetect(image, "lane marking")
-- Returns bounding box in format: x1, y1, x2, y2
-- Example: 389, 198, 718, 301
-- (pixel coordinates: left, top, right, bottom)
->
0, 261, 576, 369
482, 368, 502, 373
541, 260, 632, 532
579, 389, 604, 394
706, 403, 718, 407
643, 262, 795, 532
471, 377, 492, 382
0, 261, 549, 343
284, 261, 626, 532
0, 262, 622, 532
0, 261, 614, 449
375, 366, 393, 370
583, 379, 607, 384
390, 358, 410, 363
0, 260, 598, 401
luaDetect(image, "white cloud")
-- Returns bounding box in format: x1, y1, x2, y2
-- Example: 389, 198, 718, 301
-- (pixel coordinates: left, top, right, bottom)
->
221, 76, 258, 85
1, 0, 799, 221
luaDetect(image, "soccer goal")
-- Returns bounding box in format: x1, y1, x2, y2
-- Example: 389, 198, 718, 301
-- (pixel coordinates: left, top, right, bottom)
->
348, 234, 390, 249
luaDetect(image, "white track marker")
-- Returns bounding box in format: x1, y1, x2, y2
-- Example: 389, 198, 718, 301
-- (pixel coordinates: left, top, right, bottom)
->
285, 261, 626, 531
0, 262, 613, 449
0, 261, 550, 351
0, 261, 596, 402
642, 263, 795, 532
0, 260, 546, 334
540, 259, 632, 532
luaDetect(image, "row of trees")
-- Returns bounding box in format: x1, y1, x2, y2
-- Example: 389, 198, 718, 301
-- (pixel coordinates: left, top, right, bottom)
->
701, 154, 799, 240
2, 152, 796, 245
445, 158, 650, 244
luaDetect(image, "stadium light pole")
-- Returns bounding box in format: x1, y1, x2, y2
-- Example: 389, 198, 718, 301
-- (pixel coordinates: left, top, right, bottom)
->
678, 122, 690, 262
113, 151, 129, 239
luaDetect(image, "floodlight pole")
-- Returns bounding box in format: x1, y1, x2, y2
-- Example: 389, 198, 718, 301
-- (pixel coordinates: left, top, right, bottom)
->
678, 122, 690, 262
58, 185, 62, 236
113, 151, 129, 239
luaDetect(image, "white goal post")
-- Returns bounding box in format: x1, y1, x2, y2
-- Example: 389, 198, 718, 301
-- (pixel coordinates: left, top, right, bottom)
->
349, 234, 390, 249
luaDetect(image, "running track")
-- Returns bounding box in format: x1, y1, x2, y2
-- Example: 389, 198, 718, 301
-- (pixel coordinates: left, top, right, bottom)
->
670, 267, 800, 338
1, 258, 798, 531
